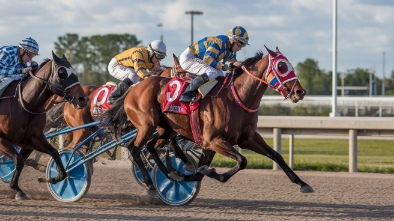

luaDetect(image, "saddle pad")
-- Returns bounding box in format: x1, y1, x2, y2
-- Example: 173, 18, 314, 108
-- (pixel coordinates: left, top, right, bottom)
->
162, 77, 190, 114
90, 85, 116, 113
0, 75, 24, 98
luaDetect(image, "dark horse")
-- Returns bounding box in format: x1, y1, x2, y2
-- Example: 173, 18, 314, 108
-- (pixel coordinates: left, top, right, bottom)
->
0, 51, 88, 199
105, 46, 314, 194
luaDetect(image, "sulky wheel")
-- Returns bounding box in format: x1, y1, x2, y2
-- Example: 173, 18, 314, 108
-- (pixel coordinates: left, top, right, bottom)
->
0, 153, 16, 183
152, 152, 201, 206
0, 146, 21, 182
46, 149, 92, 202
131, 162, 152, 188
131, 148, 165, 188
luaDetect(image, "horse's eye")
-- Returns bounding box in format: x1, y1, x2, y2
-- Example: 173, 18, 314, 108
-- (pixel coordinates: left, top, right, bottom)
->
57, 67, 68, 79
278, 61, 288, 73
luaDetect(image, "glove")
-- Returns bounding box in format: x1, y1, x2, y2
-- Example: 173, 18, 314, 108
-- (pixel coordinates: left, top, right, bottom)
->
19, 67, 32, 74
221, 64, 229, 71
30, 61, 39, 71
232, 61, 243, 68
143, 74, 152, 79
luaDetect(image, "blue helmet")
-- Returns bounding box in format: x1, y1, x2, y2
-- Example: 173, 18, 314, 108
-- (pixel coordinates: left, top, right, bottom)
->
227, 26, 249, 45
19, 37, 39, 55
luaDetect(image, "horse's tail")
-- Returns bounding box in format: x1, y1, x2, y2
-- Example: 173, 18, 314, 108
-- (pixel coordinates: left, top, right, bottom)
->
100, 91, 129, 138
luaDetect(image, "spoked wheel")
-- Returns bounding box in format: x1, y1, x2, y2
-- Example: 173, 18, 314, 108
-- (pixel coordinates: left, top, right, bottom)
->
46, 149, 92, 202
152, 152, 201, 206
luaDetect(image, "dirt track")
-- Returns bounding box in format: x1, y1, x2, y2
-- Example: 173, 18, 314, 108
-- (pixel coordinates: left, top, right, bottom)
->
1, 159, 394, 221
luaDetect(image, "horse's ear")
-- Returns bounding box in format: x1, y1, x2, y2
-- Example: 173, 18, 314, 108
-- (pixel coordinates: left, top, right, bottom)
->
264, 45, 277, 57
172, 53, 178, 60
276, 46, 281, 53
62, 54, 67, 60
173, 53, 180, 66
52, 51, 60, 63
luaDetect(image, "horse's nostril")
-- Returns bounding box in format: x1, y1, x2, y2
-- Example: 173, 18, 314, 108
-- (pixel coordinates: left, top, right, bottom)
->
296, 90, 305, 95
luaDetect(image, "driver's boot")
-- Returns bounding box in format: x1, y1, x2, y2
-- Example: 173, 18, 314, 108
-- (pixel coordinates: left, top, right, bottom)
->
179, 73, 210, 102
108, 78, 133, 104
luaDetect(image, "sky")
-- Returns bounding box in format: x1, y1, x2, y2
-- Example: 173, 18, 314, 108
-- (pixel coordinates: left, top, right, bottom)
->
1, 0, 393, 79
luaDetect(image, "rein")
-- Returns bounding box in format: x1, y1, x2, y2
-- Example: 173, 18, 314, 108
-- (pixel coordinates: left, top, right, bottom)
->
17, 70, 74, 115
18, 78, 46, 115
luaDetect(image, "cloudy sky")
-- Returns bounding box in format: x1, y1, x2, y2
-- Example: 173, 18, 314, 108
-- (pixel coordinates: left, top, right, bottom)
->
1, 0, 393, 78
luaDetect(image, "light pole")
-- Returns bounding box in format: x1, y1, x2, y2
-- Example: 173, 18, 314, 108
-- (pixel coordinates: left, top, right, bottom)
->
157, 23, 163, 41
382, 51, 385, 96
330, 0, 340, 117
185, 10, 203, 45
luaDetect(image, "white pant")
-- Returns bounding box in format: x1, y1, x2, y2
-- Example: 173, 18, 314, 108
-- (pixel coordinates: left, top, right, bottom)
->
179, 48, 224, 80
108, 58, 141, 83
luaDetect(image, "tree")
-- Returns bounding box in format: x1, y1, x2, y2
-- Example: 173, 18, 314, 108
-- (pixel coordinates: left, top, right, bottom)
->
342, 68, 371, 96
296, 58, 331, 95
54, 33, 141, 85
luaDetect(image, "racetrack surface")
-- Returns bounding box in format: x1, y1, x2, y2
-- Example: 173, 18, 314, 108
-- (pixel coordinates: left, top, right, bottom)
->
1, 159, 393, 221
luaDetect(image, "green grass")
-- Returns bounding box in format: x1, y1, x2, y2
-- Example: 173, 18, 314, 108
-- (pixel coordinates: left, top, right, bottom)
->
210, 138, 394, 173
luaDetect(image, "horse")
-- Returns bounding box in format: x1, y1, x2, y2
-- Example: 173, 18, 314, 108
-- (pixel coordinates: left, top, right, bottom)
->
0, 51, 88, 200
104, 46, 314, 193
59, 66, 181, 150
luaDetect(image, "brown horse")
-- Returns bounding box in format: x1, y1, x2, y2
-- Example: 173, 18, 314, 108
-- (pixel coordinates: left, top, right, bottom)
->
0, 52, 88, 200
106, 47, 314, 193
62, 85, 101, 149
60, 67, 177, 150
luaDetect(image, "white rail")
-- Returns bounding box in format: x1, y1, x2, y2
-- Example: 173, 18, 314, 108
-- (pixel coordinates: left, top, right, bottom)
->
256, 116, 394, 172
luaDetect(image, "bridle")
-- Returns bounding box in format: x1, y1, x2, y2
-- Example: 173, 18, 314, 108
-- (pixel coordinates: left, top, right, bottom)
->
18, 61, 79, 115
231, 53, 298, 113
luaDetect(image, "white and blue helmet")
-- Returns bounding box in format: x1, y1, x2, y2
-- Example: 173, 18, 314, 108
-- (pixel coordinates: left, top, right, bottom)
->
19, 37, 39, 55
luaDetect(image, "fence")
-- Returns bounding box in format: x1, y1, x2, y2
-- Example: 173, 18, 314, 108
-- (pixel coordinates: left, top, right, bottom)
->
256, 116, 394, 172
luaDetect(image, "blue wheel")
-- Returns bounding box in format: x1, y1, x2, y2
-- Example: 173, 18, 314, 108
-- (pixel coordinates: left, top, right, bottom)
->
131, 162, 153, 188
0, 146, 21, 182
46, 149, 92, 202
152, 153, 201, 205
0, 154, 15, 183
131, 148, 165, 188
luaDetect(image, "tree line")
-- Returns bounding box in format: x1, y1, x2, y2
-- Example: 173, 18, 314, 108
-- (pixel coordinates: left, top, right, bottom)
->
54, 33, 141, 85
53, 33, 394, 95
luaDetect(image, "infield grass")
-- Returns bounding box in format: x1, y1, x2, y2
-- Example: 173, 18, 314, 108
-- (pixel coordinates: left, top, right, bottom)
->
210, 138, 394, 173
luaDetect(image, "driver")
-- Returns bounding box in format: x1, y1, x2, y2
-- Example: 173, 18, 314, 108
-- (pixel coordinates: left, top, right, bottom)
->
178, 26, 249, 102
107, 40, 167, 104
0, 37, 39, 78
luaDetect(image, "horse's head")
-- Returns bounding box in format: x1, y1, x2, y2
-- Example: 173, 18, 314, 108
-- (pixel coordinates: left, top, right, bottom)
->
264, 46, 306, 103
48, 51, 89, 109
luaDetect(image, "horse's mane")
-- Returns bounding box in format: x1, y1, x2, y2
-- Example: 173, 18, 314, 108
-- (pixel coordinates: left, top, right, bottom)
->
32, 59, 51, 75
234, 51, 264, 75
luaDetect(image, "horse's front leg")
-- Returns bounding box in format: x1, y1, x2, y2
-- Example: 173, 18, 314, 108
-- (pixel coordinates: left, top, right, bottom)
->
0, 138, 28, 200
29, 134, 67, 184
238, 132, 314, 193
129, 145, 155, 190
197, 137, 247, 183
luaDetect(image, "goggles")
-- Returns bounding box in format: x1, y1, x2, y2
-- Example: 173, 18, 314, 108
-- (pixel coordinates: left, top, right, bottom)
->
154, 51, 166, 59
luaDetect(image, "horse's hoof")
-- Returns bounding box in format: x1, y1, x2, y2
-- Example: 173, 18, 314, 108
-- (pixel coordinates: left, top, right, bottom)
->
183, 162, 196, 173
37, 177, 46, 183
300, 184, 314, 193
168, 171, 184, 181
15, 192, 28, 200
147, 188, 158, 197
197, 165, 209, 173
198, 166, 216, 176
